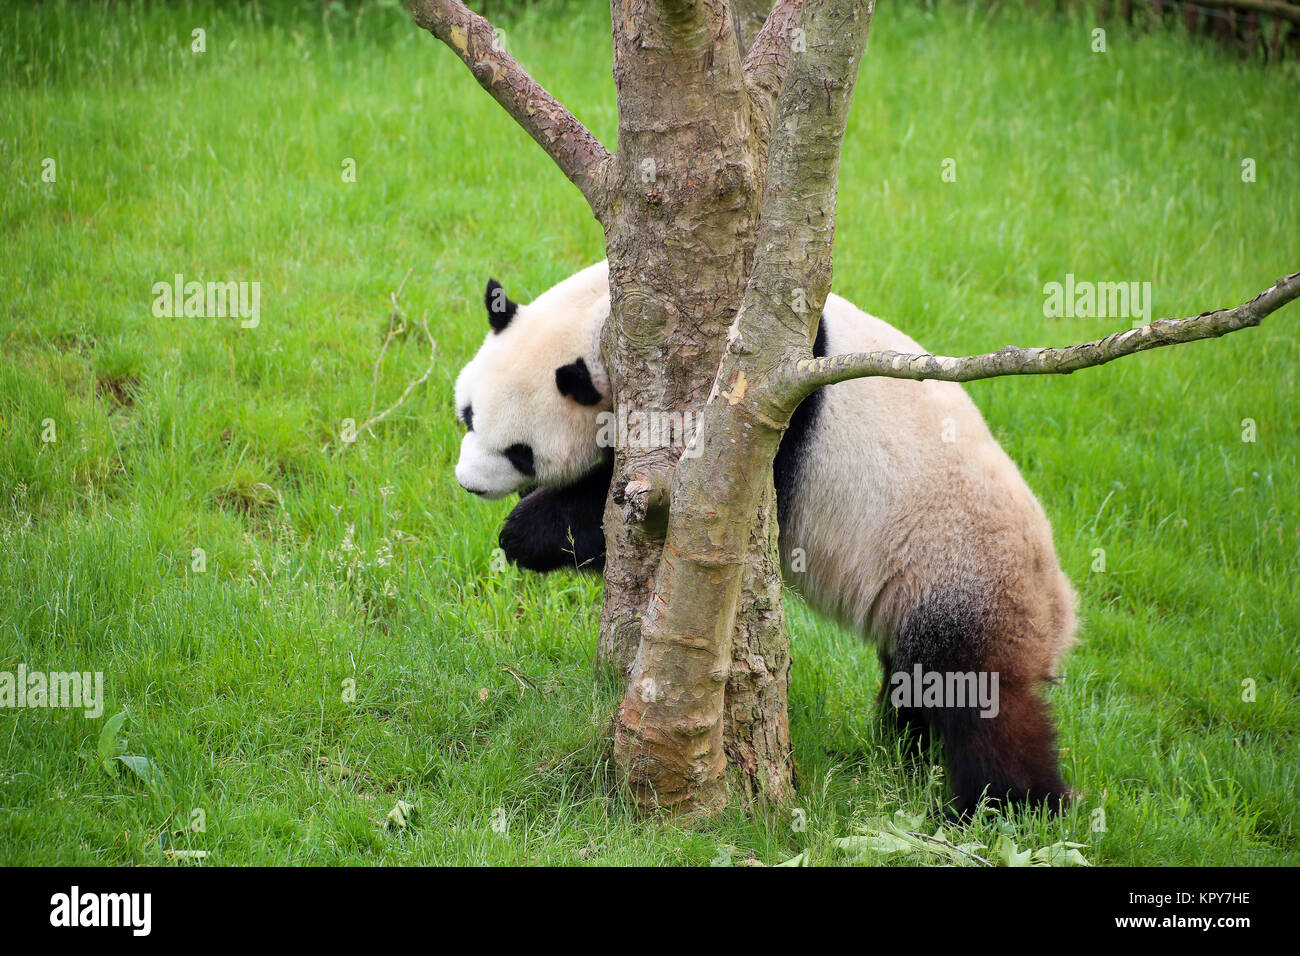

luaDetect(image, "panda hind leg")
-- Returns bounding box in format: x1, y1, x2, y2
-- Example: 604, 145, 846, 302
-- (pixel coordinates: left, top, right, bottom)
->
876, 652, 933, 756
886, 601, 1069, 817
925, 676, 1068, 817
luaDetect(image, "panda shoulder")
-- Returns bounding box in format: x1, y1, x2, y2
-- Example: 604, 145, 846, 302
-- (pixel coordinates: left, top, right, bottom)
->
822, 293, 928, 355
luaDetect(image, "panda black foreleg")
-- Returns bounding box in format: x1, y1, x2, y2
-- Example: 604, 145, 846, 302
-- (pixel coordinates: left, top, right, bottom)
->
497, 456, 611, 574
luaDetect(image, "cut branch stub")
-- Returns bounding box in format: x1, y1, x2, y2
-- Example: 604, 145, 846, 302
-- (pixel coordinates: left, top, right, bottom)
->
616, 472, 670, 530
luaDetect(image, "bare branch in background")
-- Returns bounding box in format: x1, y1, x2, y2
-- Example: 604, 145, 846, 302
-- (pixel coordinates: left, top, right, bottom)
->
368, 267, 415, 421
1192, 0, 1300, 23
410, 0, 614, 219
733, 0, 778, 50
334, 272, 438, 455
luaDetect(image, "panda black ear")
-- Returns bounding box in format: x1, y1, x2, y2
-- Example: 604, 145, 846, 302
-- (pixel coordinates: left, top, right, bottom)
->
485, 279, 518, 333
555, 357, 602, 406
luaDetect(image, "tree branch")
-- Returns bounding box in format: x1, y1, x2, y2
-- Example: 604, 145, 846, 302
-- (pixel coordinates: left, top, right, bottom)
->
743, 0, 803, 142
735, 0, 873, 365
410, 0, 614, 219
780, 271, 1300, 402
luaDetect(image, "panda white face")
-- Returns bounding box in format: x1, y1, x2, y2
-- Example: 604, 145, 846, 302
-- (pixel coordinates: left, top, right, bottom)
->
453, 268, 611, 500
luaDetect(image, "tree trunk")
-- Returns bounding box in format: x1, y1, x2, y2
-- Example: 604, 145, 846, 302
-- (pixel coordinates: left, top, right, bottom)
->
412, 0, 811, 817
594, 0, 759, 681
609, 0, 872, 815
596, 0, 795, 811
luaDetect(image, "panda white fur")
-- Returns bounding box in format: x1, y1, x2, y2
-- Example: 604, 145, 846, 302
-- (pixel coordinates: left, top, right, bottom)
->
454, 260, 1078, 814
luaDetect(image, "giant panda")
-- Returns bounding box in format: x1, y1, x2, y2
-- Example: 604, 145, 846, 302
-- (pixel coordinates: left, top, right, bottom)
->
453, 260, 1078, 815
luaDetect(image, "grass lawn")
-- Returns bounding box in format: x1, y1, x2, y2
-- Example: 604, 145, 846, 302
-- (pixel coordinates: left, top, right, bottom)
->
0, 0, 1296, 866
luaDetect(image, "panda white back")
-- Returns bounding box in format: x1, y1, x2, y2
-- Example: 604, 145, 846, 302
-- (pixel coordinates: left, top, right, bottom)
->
778, 294, 1076, 678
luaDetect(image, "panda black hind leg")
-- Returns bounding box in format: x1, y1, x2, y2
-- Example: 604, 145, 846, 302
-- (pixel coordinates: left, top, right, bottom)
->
876, 651, 933, 756
888, 596, 1069, 817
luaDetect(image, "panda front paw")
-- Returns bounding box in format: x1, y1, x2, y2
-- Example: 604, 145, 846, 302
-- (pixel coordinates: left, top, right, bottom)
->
499, 488, 606, 574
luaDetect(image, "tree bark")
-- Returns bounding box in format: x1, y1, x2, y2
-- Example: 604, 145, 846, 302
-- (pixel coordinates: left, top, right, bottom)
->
413, 0, 809, 811
595, 0, 762, 681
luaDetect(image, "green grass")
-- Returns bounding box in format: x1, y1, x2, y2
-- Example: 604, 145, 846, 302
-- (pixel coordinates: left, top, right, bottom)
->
0, 0, 1296, 866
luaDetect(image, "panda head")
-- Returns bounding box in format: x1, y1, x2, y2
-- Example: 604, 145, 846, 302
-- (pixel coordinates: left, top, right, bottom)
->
453, 264, 611, 499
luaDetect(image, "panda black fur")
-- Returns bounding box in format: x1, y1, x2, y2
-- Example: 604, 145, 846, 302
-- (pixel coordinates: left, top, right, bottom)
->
499, 451, 612, 573
453, 261, 1077, 815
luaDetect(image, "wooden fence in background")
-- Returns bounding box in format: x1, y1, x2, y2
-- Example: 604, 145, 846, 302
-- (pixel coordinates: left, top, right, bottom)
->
1020, 0, 1300, 59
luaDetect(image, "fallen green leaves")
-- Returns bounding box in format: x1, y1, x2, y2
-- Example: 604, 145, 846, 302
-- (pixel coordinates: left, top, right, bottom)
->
384, 799, 419, 831
96, 711, 166, 790
827, 810, 1091, 867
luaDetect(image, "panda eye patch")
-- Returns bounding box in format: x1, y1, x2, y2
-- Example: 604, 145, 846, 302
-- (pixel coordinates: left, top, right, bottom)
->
503, 443, 535, 477
461, 405, 473, 430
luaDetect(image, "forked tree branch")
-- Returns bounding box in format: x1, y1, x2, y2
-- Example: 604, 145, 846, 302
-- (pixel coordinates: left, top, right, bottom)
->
410, 0, 614, 219
779, 270, 1300, 401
